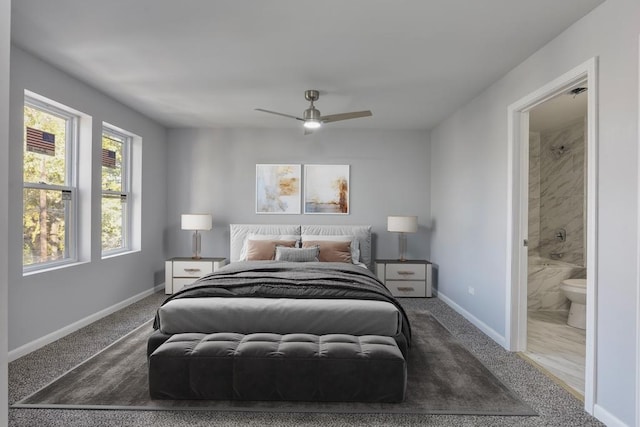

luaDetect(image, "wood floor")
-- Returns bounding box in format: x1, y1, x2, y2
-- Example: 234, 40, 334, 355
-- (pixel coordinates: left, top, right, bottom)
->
525, 310, 586, 396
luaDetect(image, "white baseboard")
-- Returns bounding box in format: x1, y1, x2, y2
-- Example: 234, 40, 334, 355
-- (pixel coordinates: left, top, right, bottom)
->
437, 291, 507, 348
594, 404, 630, 427
8, 284, 164, 362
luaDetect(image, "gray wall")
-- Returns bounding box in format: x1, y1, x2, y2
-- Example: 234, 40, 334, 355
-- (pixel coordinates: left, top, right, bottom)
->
7, 46, 168, 351
1, 0, 10, 424
430, 0, 638, 424
166, 128, 430, 262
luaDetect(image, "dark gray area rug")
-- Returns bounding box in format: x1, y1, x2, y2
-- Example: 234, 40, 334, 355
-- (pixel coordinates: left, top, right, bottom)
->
13, 310, 536, 416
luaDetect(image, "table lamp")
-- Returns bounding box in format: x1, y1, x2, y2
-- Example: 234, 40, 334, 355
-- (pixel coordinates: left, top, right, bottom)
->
181, 214, 212, 259
387, 215, 418, 261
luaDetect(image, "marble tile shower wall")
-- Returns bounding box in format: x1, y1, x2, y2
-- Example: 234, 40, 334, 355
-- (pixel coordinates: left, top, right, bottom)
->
528, 118, 586, 311
528, 132, 541, 251
538, 118, 586, 266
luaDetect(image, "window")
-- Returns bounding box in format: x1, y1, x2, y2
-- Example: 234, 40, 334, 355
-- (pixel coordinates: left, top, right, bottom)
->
101, 125, 131, 255
23, 96, 78, 270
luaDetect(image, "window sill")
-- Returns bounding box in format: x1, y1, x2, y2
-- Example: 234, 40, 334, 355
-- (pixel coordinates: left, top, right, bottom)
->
102, 248, 140, 260
23, 260, 90, 277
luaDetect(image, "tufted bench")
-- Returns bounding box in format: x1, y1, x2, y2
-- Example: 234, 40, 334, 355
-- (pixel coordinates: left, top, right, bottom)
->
148, 332, 407, 402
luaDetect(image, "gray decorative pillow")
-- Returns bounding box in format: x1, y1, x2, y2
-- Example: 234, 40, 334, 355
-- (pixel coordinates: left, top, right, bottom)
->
275, 245, 319, 262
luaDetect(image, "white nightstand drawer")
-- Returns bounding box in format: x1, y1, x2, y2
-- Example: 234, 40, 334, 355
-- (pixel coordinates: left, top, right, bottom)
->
386, 263, 426, 280
173, 261, 213, 277
375, 259, 432, 298
385, 281, 426, 297
173, 278, 198, 293
166, 257, 227, 294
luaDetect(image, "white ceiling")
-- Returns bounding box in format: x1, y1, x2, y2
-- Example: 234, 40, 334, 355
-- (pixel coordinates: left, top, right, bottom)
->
11, 0, 603, 131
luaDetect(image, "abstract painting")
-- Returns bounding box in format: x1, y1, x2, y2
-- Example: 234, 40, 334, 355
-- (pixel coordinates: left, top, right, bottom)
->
304, 164, 349, 214
256, 164, 301, 214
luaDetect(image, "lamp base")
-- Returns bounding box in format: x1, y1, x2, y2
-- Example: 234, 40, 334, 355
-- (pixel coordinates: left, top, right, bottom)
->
398, 233, 408, 261
191, 231, 202, 259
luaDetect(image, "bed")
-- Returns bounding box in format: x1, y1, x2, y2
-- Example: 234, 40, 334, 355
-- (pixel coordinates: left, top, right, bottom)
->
148, 224, 411, 402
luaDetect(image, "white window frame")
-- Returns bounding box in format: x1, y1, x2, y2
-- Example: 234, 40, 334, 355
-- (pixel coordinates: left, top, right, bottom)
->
23, 95, 79, 273
101, 125, 132, 256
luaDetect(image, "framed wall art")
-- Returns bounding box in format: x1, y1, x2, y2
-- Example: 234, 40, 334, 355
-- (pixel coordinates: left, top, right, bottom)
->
255, 164, 301, 214
304, 164, 350, 214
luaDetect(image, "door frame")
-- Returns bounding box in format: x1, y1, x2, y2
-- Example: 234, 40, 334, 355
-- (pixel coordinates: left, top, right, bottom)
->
636, 34, 640, 427
505, 57, 598, 413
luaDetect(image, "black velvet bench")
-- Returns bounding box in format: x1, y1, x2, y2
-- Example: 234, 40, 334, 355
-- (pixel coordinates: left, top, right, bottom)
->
148, 332, 407, 402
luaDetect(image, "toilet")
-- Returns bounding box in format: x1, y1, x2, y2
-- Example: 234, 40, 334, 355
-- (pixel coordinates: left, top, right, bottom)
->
560, 279, 587, 329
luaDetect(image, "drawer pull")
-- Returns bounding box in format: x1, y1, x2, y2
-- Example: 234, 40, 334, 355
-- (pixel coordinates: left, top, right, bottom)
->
184, 268, 201, 274
397, 286, 415, 292
397, 271, 415, 276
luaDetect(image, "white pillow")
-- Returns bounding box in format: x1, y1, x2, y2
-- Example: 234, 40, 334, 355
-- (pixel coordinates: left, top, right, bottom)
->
300, 234, 360, 264
239, 234, 300, 261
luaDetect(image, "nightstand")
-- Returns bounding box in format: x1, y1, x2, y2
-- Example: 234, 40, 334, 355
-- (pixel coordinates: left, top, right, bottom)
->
375, 259, 432, 297
165, 257, 227, 294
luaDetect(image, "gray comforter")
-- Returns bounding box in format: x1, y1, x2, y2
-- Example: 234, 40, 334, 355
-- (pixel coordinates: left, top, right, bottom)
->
154, 261, 411, 349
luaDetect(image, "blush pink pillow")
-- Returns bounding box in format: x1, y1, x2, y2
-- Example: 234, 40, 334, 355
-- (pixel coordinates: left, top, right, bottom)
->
245, 240, 296, 261
302, 240, 352, 263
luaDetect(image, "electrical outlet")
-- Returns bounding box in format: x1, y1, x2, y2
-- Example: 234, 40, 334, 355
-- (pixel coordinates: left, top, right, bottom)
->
468, 286, 475, 295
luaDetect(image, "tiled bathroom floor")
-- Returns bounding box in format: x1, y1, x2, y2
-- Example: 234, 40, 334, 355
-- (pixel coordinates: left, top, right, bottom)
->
524, 310, 586, 396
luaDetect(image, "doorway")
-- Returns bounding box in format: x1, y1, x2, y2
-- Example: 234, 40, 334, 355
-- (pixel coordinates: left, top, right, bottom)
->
506, 57, 598, 413
524, 85, 588, 397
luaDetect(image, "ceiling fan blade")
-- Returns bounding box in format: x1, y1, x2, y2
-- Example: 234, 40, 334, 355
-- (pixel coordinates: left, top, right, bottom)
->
255, 108, 304, 121
320, 110, 372, 123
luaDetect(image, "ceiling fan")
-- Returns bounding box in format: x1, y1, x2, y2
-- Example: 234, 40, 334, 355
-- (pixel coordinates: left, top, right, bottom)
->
255, 90, 372, 134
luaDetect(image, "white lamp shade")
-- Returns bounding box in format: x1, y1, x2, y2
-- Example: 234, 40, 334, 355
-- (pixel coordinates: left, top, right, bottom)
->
181, 214, 212, 231
387, 216, 418, 233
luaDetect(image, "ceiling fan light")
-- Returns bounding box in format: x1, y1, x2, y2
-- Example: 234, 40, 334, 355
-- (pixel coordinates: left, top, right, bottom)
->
303, 119, 321, 129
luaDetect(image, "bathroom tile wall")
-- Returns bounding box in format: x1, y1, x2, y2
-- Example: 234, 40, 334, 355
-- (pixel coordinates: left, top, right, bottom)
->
528, 117, 586, 311
528, 132, 541, 252
538, 117, 585, 266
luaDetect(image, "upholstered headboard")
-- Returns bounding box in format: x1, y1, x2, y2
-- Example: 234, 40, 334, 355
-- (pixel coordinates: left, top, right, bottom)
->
229, 224, 300, 263
229, 224, 373, 269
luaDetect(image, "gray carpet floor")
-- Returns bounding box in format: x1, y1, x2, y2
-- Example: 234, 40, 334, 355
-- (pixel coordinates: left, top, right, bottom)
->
8, 292, 605, 426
